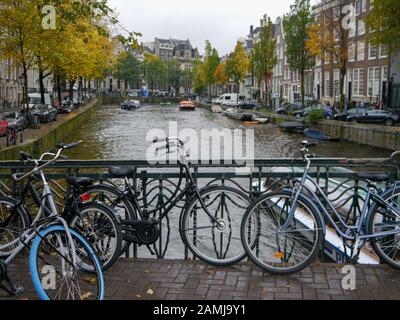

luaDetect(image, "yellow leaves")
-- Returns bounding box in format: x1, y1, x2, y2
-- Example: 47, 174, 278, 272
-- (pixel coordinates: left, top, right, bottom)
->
214, 63, 229, 85
225, 41, 250, 83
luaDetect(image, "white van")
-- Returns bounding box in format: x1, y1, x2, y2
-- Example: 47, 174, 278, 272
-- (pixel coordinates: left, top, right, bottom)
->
28, 93, 52, 108
213, 94, 245, 106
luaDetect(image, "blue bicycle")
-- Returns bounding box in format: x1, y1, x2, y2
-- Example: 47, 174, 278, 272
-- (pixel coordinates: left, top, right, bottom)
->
241, 141, 400, 274
0, 143, 105, 300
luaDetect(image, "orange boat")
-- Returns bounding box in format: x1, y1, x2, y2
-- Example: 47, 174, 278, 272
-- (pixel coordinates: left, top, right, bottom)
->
179, 100, 196, 111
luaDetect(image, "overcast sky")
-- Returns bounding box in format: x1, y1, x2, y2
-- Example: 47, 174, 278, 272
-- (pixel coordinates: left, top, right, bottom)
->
108, 0, 319, 56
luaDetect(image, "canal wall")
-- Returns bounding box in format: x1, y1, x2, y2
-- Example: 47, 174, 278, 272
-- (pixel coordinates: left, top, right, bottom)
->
200, 103, 398, 151
0, 98, 102, 161
312, 120, 400, 151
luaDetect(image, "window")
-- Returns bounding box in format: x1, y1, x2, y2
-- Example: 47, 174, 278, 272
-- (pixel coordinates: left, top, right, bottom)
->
355, 0, 362, 15
362, 0, 367, 12
357, 41, 365, 61
324, 71, 330, 97
316, 55, 321, 66
324, 51, 330, 65
380, 44, 388, 58
358, 20, 365, 36
334, 69, 340, 97
369, 44, 377, 59
368, 67, 381, 97
349, 21, 356, 38
348, 41, 355, 62
333, 7, 340, 20
353, 68, 365, 96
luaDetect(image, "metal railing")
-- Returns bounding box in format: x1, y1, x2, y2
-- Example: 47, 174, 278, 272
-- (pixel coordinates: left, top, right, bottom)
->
0, 157, 398, 260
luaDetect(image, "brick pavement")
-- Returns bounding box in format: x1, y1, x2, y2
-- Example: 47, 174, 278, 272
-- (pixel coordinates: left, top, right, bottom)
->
2, 258, 400, 300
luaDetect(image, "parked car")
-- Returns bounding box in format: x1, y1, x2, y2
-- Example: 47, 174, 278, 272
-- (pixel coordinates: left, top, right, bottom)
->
57, 100, 73, 114
347, 110, 400, 126
333, 107, 369, 121
31, 104, 57, 123
292, 105, 334, 119
276, 103, 302, 115
1, 112, 25, 131
0, 119, 9, 136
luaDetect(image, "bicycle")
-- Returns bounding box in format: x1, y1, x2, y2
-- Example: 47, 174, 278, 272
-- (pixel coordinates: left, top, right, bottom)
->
13, 151, 122, 272
84, 136, 250, 266
0, 142, 105, 300
241, 141, 400, 274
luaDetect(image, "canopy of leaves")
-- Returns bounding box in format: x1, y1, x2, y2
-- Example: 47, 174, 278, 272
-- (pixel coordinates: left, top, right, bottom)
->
225, 41, 250, 84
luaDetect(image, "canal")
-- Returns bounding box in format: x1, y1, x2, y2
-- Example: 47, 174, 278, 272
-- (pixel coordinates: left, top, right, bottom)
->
63, 104, 391, 260
66, 104, 390, 160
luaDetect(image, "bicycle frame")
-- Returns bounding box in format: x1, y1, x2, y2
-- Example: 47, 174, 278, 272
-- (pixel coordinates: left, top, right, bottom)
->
1, 167, 77, 268
120, 161, 220, 225
283, 161, 400, 243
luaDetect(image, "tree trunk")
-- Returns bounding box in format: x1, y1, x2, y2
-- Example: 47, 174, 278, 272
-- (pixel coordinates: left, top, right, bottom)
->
339, 71, 346, 113
56, 74, 62, 107
22, 65, 29, 113
301, 68, 305, 107
69, 80, 74, 101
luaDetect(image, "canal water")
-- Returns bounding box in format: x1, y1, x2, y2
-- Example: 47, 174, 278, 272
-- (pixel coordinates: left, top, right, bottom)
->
64, 104, 391, 260
66, 104, 390, 160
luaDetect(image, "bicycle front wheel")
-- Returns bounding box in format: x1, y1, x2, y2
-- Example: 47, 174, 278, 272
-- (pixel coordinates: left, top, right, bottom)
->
368, 186, 400, 269
29, 225, 105, 300
241, 190, 324, 274
180, 186, 250, 266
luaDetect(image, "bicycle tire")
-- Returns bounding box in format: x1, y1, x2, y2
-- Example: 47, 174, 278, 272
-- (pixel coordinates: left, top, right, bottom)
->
367, 186, 400, 269
29, 224, 105, 300
241, 190, 324, 274
180, 186, 250, 266
0, 197, 30, 257
83, 184, 137, 254
69, 202, 122, 271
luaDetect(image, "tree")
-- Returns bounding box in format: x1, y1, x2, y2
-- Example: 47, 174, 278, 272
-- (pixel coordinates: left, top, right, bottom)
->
284, 0, 314, 107
225, 41, 250, 103
141, 53, 167, 92
180, 69, 194, 95
214, 63, 229, 94
307, 0, 349, 112
193, 60, 207, 95
165, 60, 182, 95
113, 52, 141, 94
365, 0, 400, 107
203, 41, 220, 98
253, 18, 278, 108
0, 0, 42, 112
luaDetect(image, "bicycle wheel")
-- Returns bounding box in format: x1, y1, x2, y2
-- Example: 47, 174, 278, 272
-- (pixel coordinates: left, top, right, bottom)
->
83, 184, 137, 254
29, 225, 104, 300
368, 186, 400, 269
69, 202, 122, 271
0, 197, 30, 257
180, 186, 250, 266
241, 190, 324, 274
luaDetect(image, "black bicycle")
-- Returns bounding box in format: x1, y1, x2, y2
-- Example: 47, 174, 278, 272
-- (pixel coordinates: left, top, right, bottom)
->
0, 148, 122, 271
84, 137, 250, 266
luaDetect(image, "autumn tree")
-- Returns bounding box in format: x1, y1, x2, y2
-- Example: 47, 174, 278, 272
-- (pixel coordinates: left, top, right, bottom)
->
180, 69, 194, 95
203, 41, 220, 97
214, 63, 229, 94
193, 60, 207, 95
284, 0, 314, 107
365, 0, 400, 107
225, 41, 250, 103
307, 0, 350, 112
253, 18, 278, 108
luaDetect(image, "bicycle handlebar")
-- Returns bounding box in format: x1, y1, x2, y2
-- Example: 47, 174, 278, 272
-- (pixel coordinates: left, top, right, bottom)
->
13, 141, 80, 181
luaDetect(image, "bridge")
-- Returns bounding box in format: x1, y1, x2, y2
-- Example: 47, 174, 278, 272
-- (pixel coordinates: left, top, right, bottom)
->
1, 156, 400, 300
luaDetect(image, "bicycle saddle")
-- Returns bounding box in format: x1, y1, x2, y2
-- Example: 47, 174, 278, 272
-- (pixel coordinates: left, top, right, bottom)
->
66, 176, 93, 187
109, 167, 135, 178
353, 172, 389, 182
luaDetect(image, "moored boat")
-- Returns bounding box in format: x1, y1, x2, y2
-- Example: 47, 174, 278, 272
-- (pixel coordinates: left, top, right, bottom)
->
179, 100, 196, 111
304, 128, 340, 141
279, 121, 306, 133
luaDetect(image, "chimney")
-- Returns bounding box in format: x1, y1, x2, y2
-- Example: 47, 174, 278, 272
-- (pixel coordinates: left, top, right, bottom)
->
250, 25, 254, 34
